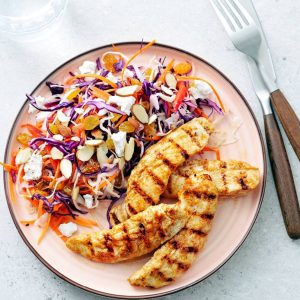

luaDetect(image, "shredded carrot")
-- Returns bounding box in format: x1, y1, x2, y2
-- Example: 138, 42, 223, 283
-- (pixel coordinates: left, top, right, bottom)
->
78, 94, 83, 103
156, 59, 174, 84
8, 175, 16, 203
0, 162, 17, 172
65, 74, 117, 88
20, 219, 36, 225
73, 216, 98, 228
114, 114, 127, 128
37, 200, 44, 218
37, 214, 51, 244
98, 171, 119, 190
112, 44, 121, 52
21, 124, 43, 137
203, 146, 221, 160
194, 107, 208, 118
177, 76, 225, 112
144, 135, 162, 141
121, 39, 156, 84
91, 86, 111, 101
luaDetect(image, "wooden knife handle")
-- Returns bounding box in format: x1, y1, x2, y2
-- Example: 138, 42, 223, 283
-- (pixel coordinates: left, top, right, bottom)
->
270, 89, 300, 160
264, 114, 300, 239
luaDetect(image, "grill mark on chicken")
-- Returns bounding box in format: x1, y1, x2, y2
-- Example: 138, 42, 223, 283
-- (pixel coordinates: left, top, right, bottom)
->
167, 137, 189, 159
146, 169, 165, 191
127, 203, 138, 215
191, 229, 207, 237
103, 234, 113, 252
156, 152, 177, 171
201, 214, 214, 220
122, 223, 132, 254
181, 127, 202, 148
131, 181, 155, 205
110, 212, 120, 225
239, 178, 249, 190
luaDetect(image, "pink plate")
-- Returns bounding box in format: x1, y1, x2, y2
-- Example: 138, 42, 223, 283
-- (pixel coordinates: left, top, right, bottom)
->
4, 42, 266, 298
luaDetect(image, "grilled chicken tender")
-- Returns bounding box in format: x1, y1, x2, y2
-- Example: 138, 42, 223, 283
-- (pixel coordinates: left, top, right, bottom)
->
110, 118, 214, 225
66, 176, 208, 263
129, 175, 218, 288
163, 159, 260, 199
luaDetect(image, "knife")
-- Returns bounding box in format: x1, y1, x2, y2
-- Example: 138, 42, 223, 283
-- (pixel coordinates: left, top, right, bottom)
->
210, 0, 300, 238
241, 0, 300, 160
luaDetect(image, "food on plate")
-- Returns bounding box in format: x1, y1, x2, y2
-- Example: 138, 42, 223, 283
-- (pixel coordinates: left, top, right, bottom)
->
1, 40, 228, 244
66, 173, 211, 263
129, 174, 218, 288
0, 39, 262, 289
109, 117, 214, 225
164, 159, 260, 199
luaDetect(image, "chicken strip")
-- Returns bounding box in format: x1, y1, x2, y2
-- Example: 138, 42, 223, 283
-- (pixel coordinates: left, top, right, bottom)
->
163, 159, 260, 199
66, 174, 209, 263
129, 174, 218, 288
110, 117, 214, 225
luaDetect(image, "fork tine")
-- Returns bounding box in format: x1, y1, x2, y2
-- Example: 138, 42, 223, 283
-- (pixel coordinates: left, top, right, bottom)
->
230, 0, 255, 25
222, 0, 243, 29
210, 0, 238, 33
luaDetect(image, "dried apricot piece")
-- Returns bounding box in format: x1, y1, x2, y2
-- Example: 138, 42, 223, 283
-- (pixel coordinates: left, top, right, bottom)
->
143, 123, 156, 137
106, 138, 115, 150
49, 123, 59, 135
83, 115, 99, 130
174, 62, 192, 75
16, 133, 31, 146
111, 113, 122, 123
119, 121, 136, 133
103, 53, 118, 72
144, 68, 152, 81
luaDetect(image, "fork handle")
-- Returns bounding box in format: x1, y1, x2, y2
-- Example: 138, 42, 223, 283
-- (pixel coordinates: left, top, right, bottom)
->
264, 113, 300, 239
270, 89, 300, 160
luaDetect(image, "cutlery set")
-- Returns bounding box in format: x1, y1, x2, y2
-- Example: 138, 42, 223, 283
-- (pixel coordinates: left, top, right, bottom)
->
210, 0, 300, 238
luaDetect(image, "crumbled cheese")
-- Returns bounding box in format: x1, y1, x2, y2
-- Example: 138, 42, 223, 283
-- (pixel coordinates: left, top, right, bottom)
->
15, 148, 33, 165
79, 60, 97, 74
189, 80, 213, 100
108, 95, 135, 115
106, 72, 119, 83
35, 111, 50, 122
57, 110, 70, 126
23, 153, 43, 181
123, 68, 135, 79
28, 95, 46, 114
83, 194, 94, 209
111, 131, 127, 157
58, 222, 78, 237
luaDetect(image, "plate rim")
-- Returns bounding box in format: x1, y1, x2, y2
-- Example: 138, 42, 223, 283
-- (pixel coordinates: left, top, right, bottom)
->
3, 41, 267, 299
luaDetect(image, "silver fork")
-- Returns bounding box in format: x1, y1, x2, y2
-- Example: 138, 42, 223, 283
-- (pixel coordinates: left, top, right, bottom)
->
211, 0, 300, 239
210, 0, 263, 62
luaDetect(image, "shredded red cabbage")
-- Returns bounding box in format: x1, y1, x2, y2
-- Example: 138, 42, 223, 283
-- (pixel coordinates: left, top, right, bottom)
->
113, 59, 125, 72
96, 57, 101, 70
85, 100, 126, 115
30, 137, 80, 154
46, 81, 64, 95
27, 94, 74, 112
198, 98, 223, 114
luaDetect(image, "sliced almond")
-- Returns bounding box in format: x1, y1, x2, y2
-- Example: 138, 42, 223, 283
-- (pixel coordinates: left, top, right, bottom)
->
118, 157, 126, 169
58, 124, 72, 137
156, 93, 176, 103
148, 114, 158, 125
76, 145, 95, 162
165, 72, 177, 89
60, 159, 72, 179
96, 145, 108, 167
53, 134, 64, 141
50, 147, 64, 160
161, 84, 173, 96
85, 139, 103, 147
124, 137, 135, 161
131, 104, 149, 124
71, 136, 81, 142
116, 85, 141, 97
71, 186, 79, 202
15, 148, 32, 165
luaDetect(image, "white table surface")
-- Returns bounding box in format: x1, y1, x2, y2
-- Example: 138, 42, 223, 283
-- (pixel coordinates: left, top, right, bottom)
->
1, 1, 300, 299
